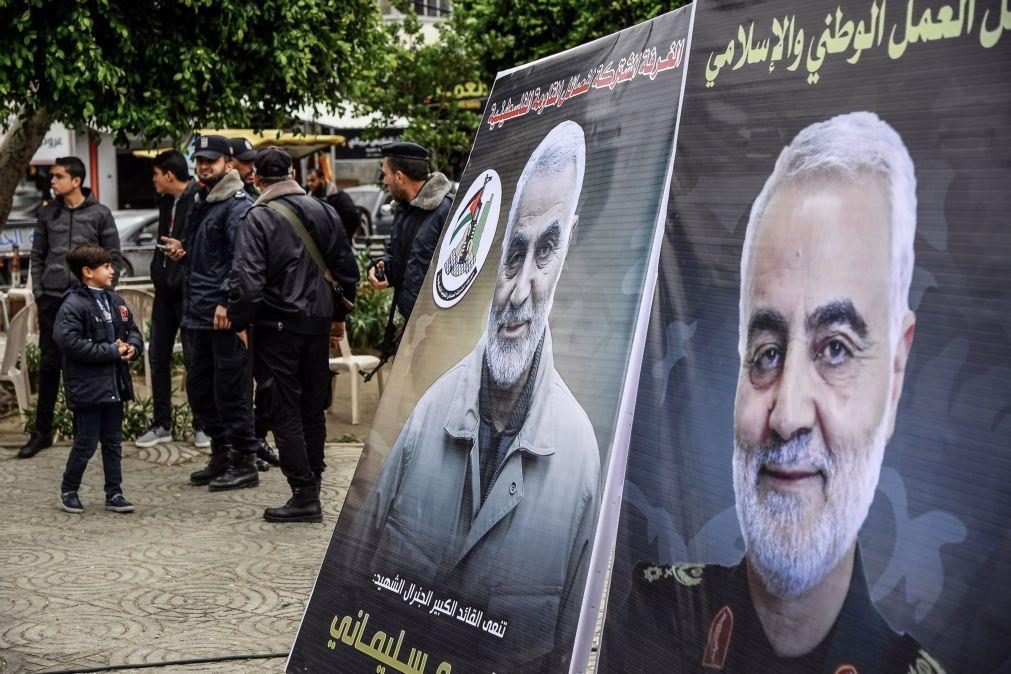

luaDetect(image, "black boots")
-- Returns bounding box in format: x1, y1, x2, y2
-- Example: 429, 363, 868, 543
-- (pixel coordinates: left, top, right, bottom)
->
208, 449, 260, 492
18, 432, 53, 459
189, 443, 231, 485
263, 480, 322, 523
257, 438, 281, 466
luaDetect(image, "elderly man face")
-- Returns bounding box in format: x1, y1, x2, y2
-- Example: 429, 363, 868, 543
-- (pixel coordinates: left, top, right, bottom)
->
485, 165, 577, 387
732, 172, 914, 597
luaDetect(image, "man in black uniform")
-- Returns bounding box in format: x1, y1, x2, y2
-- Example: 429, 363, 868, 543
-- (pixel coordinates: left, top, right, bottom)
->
160, 134, 259, 491
368, 142, 453, 335
21, 156, 122, 458
600, 113, 942, 673
228, 147, 358, 522
306, 167, 360, 242
229, 137, 259, 198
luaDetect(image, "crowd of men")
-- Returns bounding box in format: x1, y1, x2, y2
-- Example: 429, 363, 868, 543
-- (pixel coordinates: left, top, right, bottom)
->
19, 136, 452, 522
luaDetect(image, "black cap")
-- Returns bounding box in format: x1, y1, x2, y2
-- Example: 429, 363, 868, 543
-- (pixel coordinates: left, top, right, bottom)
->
381, 141, 429, 161
254, 146, 293, 178
229, 137, 257, 162
193, 134, 232, 160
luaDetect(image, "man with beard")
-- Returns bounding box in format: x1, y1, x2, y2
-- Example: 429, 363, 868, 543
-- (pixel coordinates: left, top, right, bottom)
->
160, 134, 260, 492
600, 113, 941, 673
229, 137, 259, 198
306, 167, 359, 242
348, 121, 599, 672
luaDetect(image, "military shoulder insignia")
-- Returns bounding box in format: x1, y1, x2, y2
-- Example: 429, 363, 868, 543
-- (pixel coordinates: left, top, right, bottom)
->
909, 650, 945, 674
118, 305, 129, 321
642, 563, 705, 586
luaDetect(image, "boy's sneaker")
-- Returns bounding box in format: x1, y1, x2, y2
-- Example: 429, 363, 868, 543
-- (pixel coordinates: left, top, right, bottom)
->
193, 430, 211, 449
60, 491, 84, 514
105, 493, 135, 513
135, 426, 172, 448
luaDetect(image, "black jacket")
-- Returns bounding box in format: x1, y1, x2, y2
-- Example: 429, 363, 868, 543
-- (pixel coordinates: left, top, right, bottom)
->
381, 172, 453, 319
151, 181, 198, 298
228, 181, 359, 335
31, 189, 122, 299
53, 284, 144, 411
181, 170, 253, 330
311, 187, 360, 242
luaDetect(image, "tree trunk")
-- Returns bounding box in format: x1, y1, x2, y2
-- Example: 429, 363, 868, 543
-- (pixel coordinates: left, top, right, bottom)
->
0, 108, 52, 231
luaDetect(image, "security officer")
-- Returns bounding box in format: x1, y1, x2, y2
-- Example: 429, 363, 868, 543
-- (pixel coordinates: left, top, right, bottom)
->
227, 147, 358, 522
160, 134, 260, 491
599, 555, 943, 673
228, 138, 282, 470
229, 137, 259, 198
368, 142, 452, 351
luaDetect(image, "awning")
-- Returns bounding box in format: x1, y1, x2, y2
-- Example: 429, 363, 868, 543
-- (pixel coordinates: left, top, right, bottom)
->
132, 128, 347, 160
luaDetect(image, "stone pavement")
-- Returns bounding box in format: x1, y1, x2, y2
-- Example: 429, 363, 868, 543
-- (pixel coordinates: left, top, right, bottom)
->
0, 439, 365, 673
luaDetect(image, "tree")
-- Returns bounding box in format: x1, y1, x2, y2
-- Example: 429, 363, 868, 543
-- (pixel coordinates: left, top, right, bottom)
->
352, 0, 681, 179
0, 0, 384, 225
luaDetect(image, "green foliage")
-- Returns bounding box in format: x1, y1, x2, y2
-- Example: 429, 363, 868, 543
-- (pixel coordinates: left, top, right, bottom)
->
352, 0, 681, 178
347, 250, 394, 351
0, 0, 384, 146
24, 342, 40, 393
23, 393, 194, 442
332, 433, 361, 443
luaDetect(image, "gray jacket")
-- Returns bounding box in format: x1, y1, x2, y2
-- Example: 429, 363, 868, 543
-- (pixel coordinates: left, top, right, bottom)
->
351, 328, 600, 668
31, 189, 122, 299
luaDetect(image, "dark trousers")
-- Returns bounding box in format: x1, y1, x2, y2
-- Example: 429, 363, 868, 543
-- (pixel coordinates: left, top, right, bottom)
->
35, 295, 64, 437
149, 292, 181, 430
61, 402, 124, 497
184, 329, 258, 455
253, 328, 329, 487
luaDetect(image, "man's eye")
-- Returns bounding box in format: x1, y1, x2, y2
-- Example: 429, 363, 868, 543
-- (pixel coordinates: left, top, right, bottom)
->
818, 338, 852, 366
535, 241, 554, 262
748, 344, 782, 386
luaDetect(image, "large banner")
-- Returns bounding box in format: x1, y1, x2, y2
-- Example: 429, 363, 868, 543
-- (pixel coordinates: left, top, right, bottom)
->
288, 7, 693, 672
601, 0, 1010, 672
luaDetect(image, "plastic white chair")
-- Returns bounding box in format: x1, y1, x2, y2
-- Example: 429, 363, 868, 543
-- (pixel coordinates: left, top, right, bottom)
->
117, 288, 155, 390
0, 303, 37, 416
329, 334, 384, 425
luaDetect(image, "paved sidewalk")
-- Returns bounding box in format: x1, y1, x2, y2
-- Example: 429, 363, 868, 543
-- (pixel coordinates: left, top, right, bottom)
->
0, 440, 364, 673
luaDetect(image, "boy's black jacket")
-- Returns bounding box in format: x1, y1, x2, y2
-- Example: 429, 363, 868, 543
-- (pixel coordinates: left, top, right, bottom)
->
53, 284, 145, 410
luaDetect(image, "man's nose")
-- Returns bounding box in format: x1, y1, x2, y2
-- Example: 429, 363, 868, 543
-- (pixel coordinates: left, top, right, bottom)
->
768, 347, 816, 442
508, 252, 535, 308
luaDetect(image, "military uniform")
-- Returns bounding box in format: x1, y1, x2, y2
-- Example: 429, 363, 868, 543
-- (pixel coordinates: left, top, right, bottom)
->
599, 549, 943, 674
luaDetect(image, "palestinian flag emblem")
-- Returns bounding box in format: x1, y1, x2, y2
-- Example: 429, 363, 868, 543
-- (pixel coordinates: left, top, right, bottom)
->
434, 169, 501, 308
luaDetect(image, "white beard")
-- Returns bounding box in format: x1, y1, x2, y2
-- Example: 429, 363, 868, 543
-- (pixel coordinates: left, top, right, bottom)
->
732, 414, 888, 598
484, 296, 551, 387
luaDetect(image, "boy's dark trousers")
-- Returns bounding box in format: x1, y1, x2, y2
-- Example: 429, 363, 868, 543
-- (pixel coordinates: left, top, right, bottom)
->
61, 402, 124, 497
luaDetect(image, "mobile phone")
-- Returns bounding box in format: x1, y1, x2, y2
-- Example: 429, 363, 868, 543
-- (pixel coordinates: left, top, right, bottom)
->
155, 243, 172, 251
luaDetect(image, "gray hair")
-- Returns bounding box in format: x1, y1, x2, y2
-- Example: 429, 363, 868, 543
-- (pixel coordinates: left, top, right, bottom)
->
739, 111, 917, 351
501, 120, 586, 260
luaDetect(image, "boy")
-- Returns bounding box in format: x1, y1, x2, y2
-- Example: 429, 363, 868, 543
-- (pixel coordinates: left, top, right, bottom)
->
54, 244, 144, 514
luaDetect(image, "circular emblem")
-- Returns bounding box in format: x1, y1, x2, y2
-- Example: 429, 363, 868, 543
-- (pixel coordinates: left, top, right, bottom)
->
433, 169, 501, 308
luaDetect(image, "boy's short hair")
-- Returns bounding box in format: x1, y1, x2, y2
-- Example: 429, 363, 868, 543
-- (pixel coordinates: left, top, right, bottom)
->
67, 244, 112, 282
55, 156, 87, 183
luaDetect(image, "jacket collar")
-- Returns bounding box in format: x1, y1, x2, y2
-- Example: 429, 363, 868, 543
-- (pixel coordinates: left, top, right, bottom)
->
55, 187, 98, 211
411, 171, 452, 210
254, 179, 306, 206
204, 169, 245, 203
443, 328, 557, 457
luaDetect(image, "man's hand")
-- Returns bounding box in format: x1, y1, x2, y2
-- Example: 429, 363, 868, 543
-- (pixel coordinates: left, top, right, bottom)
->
160, 236, 186, 262
237, 330, 248, 348
330, 321, 345, 354
368, 261, 389, 290
213, 305, 232, 330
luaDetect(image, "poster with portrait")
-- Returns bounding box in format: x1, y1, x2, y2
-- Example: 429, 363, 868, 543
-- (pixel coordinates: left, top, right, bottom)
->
599, 0, 1010, 672
288, 6, 694, 673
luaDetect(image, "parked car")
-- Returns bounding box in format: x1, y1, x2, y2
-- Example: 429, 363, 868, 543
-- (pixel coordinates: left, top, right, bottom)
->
113, 209, 159, 280
0, 215, 35, 287
343, 185, 396, 244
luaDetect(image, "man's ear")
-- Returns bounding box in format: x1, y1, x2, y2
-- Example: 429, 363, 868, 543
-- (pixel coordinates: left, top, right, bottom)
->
886, 310, 916, 437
